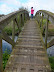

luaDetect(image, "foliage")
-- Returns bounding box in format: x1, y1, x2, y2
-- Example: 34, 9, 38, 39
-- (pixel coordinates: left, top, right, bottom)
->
39, 18, 54, 35
4, 27, 12, 35
3, 14, 26, 35
48, 29, 54, 32
3, 50, 10, 70
49, 57, 54, 72
19, 6, 29, 13
3, 24, 19, 35
19, 7, 25, 10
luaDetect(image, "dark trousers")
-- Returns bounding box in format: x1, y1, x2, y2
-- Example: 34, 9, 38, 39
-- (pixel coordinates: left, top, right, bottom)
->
31, 14, 33, 19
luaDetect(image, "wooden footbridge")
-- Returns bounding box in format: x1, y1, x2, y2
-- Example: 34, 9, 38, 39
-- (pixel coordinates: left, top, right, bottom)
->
0, 9, 54, 72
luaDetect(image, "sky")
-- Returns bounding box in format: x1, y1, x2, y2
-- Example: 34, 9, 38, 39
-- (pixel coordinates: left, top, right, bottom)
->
0, 0, 54, 15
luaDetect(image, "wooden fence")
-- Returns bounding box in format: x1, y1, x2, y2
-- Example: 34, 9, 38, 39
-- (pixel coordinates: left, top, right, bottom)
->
35, 10, 54, 48
0, 9, 29, 72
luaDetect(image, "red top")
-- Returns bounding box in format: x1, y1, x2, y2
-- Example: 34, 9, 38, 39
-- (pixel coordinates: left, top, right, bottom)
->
31, 9, 34, 14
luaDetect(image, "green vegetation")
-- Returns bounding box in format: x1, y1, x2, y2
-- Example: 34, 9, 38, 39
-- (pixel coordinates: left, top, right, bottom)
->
39, 18, 54, 35
49, 57, 54, 72
3, 25, 18, 35
3, 50, 10, 70
3, 14, 26, 35
48, 29, 54, 32
4, 27, 12, 35
3, 19, 23, 35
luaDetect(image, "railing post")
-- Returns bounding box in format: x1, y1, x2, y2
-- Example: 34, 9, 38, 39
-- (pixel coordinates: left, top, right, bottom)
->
38, 14, 41, 27
45, 15, 49, 48
15, 18, 19, 30
26, 13, 29, 20
22, 14, 24, 26
27, 13, 30, 20
24, 11, 26, 21
12, 19, 15, 42
24, 12, 25, 21
21, 14, 23, 27
41, 13, 43, 33
26, 13, 27, 20
42, 13, 43, 28
21, 14, 24, 26
18, 15, 21, 29
0, 30, 3, 72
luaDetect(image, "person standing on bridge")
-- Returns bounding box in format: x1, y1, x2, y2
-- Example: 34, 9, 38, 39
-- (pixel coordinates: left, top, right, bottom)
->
31, 7, 34, 19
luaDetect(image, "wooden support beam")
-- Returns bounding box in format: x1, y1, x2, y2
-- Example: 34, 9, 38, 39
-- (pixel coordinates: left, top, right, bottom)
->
27, 13, 30, 20
25, 13, 28, 21
0, 30, 3, 72
45, 15, 49, 48
12, 19, 15, 42
20, 14, 24, 27
47, 39, 54, 48
41, 14, 43, 28
21, 14, 24, 26
18, 15, 21, 28
20, 14, 22, 27
15, 18, 20, 33
2, 31, 15, 46
39, 15, 41, 27
41, 13, 44, 33
24, 11, 26, 21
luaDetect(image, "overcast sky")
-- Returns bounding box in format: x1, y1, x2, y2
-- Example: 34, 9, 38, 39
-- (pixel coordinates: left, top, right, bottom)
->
0, 0, 54, 15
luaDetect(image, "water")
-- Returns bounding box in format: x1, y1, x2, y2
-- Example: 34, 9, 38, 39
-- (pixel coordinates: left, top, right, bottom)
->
2, 36, 18, 54
43, 36, 54, 56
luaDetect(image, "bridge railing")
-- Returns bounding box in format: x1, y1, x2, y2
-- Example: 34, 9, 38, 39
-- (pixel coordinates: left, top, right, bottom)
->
35, 10, 54, 49
0, 9, 29, 72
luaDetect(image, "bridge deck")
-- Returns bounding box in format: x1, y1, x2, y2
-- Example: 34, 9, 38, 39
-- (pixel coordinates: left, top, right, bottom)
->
5, 20, 51, 72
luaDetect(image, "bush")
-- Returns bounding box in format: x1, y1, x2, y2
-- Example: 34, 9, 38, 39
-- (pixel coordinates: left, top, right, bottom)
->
49, 57, 54, 72
4, 26, 19, 35
3, 50, 10, 70
4, 27, 12, 35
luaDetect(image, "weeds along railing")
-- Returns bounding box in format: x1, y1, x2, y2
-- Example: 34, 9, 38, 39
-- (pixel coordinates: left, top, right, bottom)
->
0, 9, 29, 72
35, 10, 54, 49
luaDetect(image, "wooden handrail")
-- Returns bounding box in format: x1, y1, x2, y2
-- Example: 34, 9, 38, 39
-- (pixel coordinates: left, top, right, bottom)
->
36, 10, 54, 24
0, 9, 29, 72
0, 10, 29, 29
35, 10, 54, 49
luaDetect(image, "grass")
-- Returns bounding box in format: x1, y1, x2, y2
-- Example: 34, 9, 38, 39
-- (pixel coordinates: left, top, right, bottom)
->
49, 57, 54, 72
